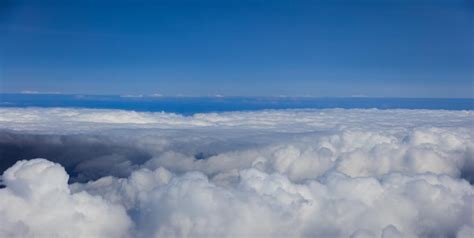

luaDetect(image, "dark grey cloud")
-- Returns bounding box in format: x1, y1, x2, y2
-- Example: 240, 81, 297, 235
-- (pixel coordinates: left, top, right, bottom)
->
0, 130, 151, 182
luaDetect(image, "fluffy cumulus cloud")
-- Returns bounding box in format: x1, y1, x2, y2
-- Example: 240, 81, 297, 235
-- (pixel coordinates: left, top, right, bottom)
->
0, 108, 473, 237
0, 159, 131, 238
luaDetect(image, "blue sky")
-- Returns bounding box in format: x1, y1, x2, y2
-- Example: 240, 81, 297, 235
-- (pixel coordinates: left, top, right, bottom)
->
0, 0, 472, 97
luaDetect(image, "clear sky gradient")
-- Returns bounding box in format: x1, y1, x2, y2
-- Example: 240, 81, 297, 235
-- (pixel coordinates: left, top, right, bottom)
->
1, 0, 473, 97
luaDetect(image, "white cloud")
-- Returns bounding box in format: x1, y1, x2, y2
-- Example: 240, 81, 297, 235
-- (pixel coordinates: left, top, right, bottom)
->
0, 159, 131, 238
72, 166, 472, 237
0, 108, 473, 237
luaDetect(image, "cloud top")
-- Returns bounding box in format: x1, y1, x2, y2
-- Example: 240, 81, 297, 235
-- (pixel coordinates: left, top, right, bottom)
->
0, 108, 473, 237
0, 159, 131, 238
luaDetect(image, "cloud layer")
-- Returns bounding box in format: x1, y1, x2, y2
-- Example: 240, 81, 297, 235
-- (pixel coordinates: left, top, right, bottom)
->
0, 108, 473, 237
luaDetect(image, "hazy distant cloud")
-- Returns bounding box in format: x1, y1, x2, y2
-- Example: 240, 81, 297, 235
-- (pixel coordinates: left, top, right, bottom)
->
120, 93, 164, 98
20, 90, 62, 95
120, 94, 144, 98
0, 108, 473, 237
150, 93, 163, 97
